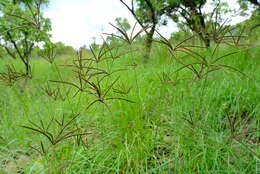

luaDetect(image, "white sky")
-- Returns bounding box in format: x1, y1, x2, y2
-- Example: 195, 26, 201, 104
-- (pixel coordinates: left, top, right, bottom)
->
44, 0, 246, 49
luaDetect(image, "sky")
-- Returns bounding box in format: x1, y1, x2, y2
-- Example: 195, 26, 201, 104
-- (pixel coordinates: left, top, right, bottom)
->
44, 0, 246, 49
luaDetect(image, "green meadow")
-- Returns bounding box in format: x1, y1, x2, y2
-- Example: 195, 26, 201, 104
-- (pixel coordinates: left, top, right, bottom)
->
0, 40, 259, 173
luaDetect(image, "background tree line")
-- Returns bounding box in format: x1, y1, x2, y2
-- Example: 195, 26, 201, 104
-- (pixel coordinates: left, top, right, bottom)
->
0, 0, 259, 76
119, 0, 259, 62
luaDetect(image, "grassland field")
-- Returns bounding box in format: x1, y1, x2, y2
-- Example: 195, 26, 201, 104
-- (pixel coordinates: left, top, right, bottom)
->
0, 41, 259, 173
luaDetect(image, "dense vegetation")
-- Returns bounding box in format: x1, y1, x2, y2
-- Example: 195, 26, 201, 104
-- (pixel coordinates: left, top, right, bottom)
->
0, 0, 259, 173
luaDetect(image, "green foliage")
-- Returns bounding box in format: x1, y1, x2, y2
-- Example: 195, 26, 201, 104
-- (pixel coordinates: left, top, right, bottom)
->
0, 47, 6, 58
0, 0, 51, 76
53, 42, 75, 55
115, 17, 131, 32
0, 0, 259, 173
235, 11, 260, 44
170, 29, 191, 41
237, 0, 260, 12
162, 0, 212, 47
135, 0, 167, 26
12, 0, 49, 4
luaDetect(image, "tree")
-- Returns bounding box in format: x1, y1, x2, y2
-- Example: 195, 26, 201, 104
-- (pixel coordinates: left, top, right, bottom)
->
119, 0, 167, 63
0, 0, 51, 77
115, 17, 131, 32
238, 0, 259, 26
163, 0, 211, 47
236, 0, 260, 43
238, 0, 260, 9
54, 41, 75, 55
106, 17, 132, 46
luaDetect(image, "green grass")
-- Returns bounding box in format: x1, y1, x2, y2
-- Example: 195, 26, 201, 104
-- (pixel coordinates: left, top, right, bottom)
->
0, 43, 259, 174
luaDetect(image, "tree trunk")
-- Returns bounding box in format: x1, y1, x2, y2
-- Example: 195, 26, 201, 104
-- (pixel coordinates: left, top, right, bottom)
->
190, 8, 211, 48
24, 56, 32, 78
4, 47, 17, 59
197, 11, 210, 48
6, 32, 32, 77
198, 32, 210, 48
204, 34, 210, 48
143, 26, 155, 63
25, 62, 31, 77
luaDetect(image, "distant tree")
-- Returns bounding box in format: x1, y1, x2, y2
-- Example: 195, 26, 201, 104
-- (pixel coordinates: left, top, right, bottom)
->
238, 0, 260, 9
237, 0, 259, 29
170, 26, 191, 41
0, 0, 51, 77
120, 0, 219, 52
106, 17, 131, 46
54, 42, 75, 55
115, 17, 131, 32
90, 36, 100, 50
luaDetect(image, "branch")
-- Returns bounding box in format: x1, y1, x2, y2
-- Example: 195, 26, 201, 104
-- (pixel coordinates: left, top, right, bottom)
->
4, 46, 17, 59
6, 32, 26, 64
248, 0, 260, 6
0, 24, 31, 35
144, 0, 157, 25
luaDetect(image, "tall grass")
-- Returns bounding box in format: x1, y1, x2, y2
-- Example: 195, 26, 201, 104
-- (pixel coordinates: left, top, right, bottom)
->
0, 30, 259, 173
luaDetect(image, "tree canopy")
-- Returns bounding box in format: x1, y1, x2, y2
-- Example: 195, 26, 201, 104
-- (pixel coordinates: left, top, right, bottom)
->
0, 0, 51, 76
